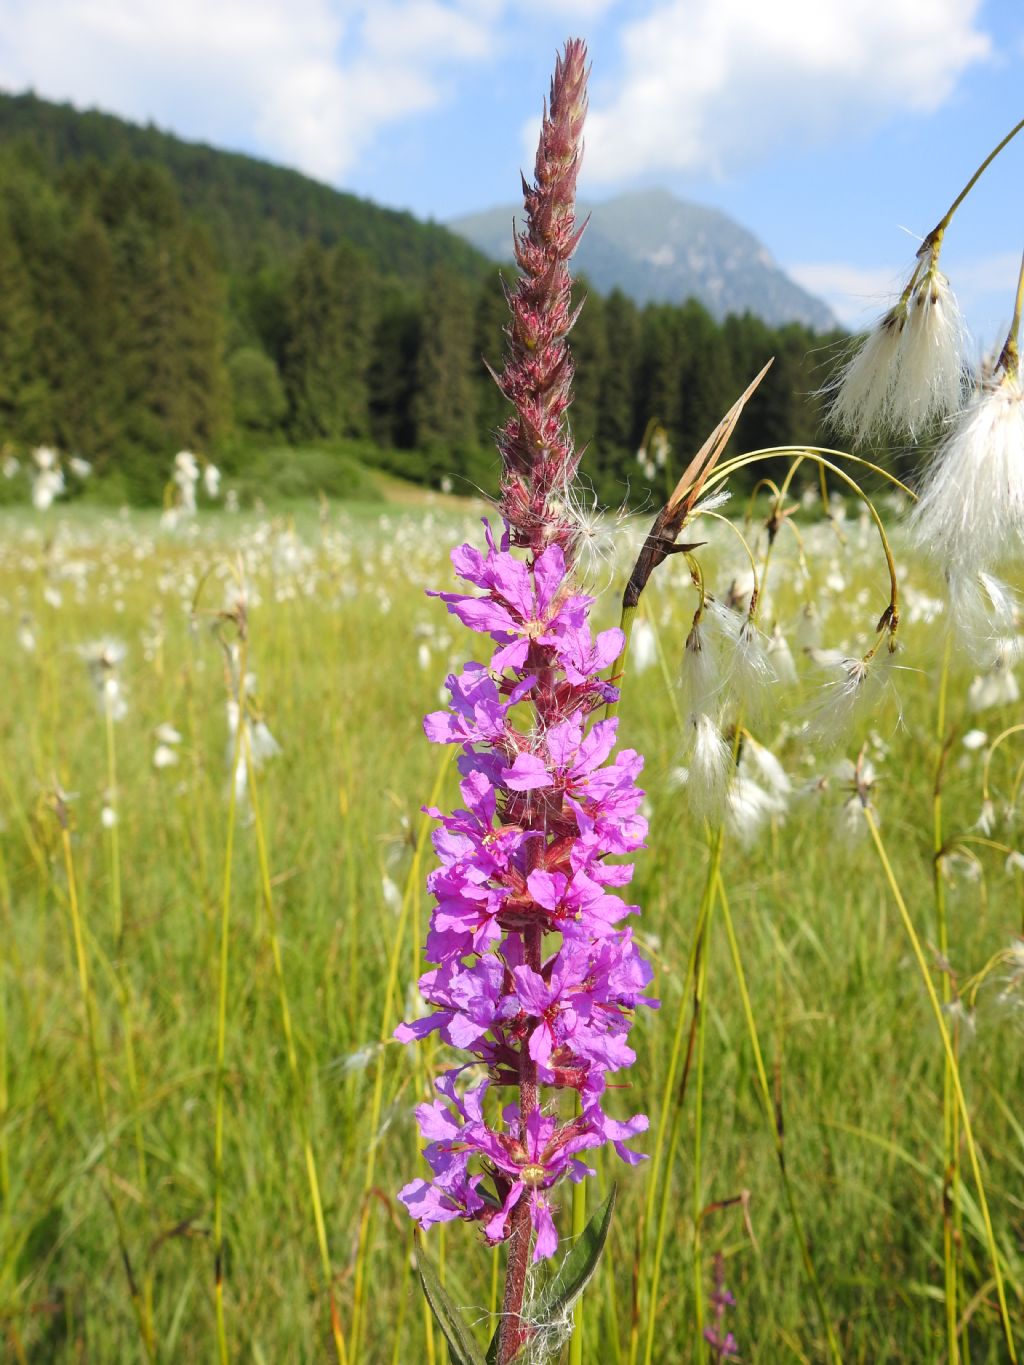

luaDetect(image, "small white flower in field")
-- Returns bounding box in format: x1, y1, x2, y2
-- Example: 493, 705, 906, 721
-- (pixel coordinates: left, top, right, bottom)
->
2, 454, 19, 479
250, 720, 281, 765
942, 999, 976, 1043
101, 804, 117, 829
17, 615, 35, 653
153, 743, 179, 769
741, 735, 791, 800
911, 371, 1024, 578
79, 638, 127, 672
103, 674, 128, 722
679, 617, 722, 720
726, 773, 785, 845
417, 641, 431, 670
831, 752, 879, 843
940, 849, 982, 885
203, 463, 221, 498
807, 643, 892, 746
382, 875, 403, 914
69, 456, 92, 480
32, 445, 58, 471
225, 488, 239, 513
685, 713, 733, 818
43, 584, 62, 609
835, 793, 870, 843
947, 572, 1020, 666
728, 617, 776, 720
766, 624, 797, 685
967, 650, 1020, 712
32, 467, 65, 511
155, 722, 182, 745
975, 799, 997, 835
440, 475, 454, 494
79, 638, 128, 719
1004, 851, 1024, 874
338, 1042, 384, 1075
630, 617, 658, 674
962, 728, 988, 751
827, 242, 967, 443
174, 449, 199, 481
795, 602, 822, 652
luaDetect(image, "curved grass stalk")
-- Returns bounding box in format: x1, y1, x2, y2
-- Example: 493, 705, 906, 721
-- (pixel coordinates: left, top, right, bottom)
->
212, 696, 244, 1365
57, 809, 156, 1362
349, 751, 452, 1363
638, 838, 719, 1365
690, 888, 713, 1364
863, 808, 1018, 1360
715, 873, 842, 1363
241, 724, 349, 1365
932, 638, 962, 1364
104, 706, 123, 947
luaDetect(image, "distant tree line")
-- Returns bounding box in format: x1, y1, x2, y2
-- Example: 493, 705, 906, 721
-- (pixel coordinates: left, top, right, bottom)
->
0, 142, 846, 505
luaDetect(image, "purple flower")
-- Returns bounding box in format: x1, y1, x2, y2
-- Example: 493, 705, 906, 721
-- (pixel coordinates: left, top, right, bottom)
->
396, 39, 653, 1273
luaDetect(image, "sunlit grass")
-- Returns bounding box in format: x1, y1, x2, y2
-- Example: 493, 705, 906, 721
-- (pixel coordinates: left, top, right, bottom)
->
1, 497, 1021, 1361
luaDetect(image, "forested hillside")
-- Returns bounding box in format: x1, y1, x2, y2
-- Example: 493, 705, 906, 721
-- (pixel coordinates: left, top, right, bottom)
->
0, 92, 846, 504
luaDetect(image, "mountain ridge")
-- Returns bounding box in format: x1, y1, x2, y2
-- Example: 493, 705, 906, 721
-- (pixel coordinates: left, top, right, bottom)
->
450, 188, 837, 330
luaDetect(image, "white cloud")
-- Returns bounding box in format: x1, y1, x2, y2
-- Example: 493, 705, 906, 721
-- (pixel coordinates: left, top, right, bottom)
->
0, 0, 498, 182
584, 0, 991, 183
787, 262, 905, 328
788, 251, 1021, 339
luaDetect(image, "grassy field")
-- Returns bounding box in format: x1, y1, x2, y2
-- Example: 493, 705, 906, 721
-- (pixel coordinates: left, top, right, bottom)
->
1, 489, 1022, 1362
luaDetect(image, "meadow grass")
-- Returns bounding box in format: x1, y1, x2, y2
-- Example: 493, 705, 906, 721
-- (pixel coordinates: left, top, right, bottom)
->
1, 495, 1022, 1362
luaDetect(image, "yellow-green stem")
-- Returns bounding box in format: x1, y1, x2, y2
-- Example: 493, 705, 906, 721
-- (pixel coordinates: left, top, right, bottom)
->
104, 704, 123, 946
350, 751, 451, 1362
242, 725, 349, 1365
715, 873, 842, 1363
933, 638, 960, 1365
59, 820, 156, 1362
213, 687, 245, 1365
863, 809, 1017, 1361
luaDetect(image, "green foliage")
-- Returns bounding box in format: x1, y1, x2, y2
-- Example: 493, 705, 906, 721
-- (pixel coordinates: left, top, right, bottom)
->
0, 91, 848, 508
1, 504, 1023, 1360
227, 347, 288, 435
223, 441, 385, 505
417, 1246, 489, 1365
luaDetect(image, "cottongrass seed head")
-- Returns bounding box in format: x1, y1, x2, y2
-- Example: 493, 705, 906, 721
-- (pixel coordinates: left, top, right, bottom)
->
827, 242, 968, 444
911, 371, 1024, 580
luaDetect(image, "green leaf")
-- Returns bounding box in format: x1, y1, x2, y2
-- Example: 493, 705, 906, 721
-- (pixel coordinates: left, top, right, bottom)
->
532, 1185, 617, 1323
485, 1186, 617, 1364
416, 1241, 488, 1365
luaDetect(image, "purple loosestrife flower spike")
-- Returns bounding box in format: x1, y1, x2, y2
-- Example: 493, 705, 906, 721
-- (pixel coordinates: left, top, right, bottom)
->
496, 38, 589, 562
397, 39, 655, 1363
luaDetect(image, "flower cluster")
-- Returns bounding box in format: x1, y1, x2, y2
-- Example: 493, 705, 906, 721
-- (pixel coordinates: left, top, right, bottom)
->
396, 522, 655, 1259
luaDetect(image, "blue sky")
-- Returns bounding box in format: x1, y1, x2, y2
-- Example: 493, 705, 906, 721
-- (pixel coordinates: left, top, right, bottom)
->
0, 0, 1021, 340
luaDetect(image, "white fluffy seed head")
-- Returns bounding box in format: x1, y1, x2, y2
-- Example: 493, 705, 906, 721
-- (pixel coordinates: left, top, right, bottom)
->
686, 714, 733, 819
728, 618, 777, 721
726, 774, 786, 845
805, 646, 891, 748
827, 313, 903, 445
946, 571, 1020, 668
968, 650, 1021, 712
911, 372, 1024, 579
679, 619, 722, 720
741, 735, 792, 800
890, 263, 967, 437
766, 624, 798, 686
826, 246, 967, 444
